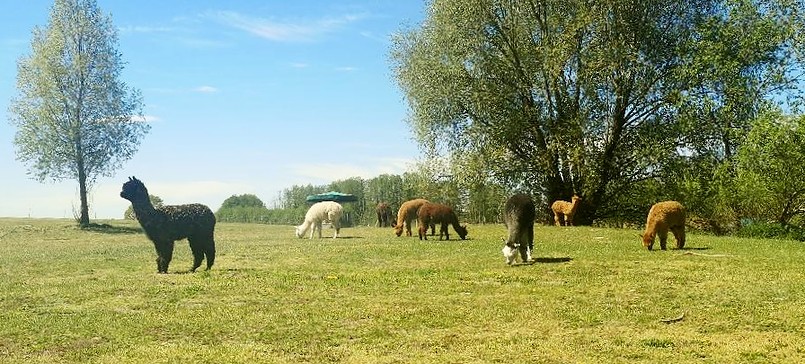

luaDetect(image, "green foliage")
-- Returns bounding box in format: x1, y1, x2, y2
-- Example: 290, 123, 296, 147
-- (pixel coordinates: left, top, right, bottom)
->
9, 0, 148, 227
736, 110, 805, 227
735, 220, 805, 241
391, 0, 805, 225
123, 194, 163, 220
216, 194, 271, 223
219, 194, 266, 209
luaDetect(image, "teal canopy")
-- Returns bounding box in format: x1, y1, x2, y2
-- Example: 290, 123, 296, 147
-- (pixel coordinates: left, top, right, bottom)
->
305, 191, 358, 203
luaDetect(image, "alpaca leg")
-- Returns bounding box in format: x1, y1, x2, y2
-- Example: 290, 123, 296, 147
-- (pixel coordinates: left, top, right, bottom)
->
566, 214, 573, 226
525, 228, 534, 261
333, 221, 340, 239
406, 220, 413, 237
518, 244, 530, 263
672, 226, 686, 249
418, 225, 427, 240
441, 223, 449, 240
154, 240, 175, 274
554, 212, 562, 226
658, 229, 669, 250
205, 243, 216, 270
430, 223, 435, 236
188, 238, 205, 272
316, 221, 323, 239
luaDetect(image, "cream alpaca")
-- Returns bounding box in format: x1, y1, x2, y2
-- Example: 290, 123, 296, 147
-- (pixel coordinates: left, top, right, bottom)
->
642, 201, 686, 250
295, 201, 343, 239
551, 195, 582, 226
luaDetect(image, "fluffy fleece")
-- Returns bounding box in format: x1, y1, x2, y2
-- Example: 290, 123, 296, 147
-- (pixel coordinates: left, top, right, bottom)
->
296, 201, 344, 239
551, 195, 582, 226
417, 202, 468, 240
642, 201, 686, 250
120, 177, 216, 274
393, 198, 434, 237
502, 194, 535, 265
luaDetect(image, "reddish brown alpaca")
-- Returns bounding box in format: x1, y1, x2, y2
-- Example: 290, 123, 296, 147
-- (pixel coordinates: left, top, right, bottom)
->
417, 202, 468, 240
551, 195, 582, 226
393, 198, 433, 237
376, 202, 391, 227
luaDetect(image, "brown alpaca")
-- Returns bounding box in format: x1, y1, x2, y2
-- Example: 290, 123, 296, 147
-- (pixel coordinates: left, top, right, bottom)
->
551, 195, 582, 226
376, 202, 391, 227
393, 198, 434, 237
417, 202, 468, 240
642, 201, 686, 250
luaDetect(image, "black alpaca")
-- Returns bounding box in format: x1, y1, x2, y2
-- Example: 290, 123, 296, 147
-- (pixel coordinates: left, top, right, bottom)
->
120, 177, 216, 273
502, 194, 535, 264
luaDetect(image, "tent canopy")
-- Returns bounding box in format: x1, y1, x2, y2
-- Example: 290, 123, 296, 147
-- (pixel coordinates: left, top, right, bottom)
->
305, 191, 358, 203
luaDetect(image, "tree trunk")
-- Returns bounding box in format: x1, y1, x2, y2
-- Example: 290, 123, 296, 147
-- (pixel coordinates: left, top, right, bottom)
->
77, 156, 90, 227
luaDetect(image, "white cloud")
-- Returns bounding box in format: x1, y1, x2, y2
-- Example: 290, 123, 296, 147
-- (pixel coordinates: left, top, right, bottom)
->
208, 11, 364, 42
193, 85, 219, 93
290, 62, 309, 68
335, 66, 358, 72
92, 179, 256, 218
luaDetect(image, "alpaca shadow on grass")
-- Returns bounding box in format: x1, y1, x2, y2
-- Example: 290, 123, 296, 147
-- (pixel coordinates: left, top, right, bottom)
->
534, 257, 573, 264
677, 246, 710, 251
80, 223, 142, 235
510, 257, 573, 267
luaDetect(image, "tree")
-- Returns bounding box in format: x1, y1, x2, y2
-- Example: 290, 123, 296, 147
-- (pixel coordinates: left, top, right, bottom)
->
219, 194, 267, 209
391, 0, 804, 224
9, 0, 148, 227
736, 110, 805, 227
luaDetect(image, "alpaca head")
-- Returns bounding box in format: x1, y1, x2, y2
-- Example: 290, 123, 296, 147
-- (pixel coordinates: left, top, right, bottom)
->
502, 244, 518, 265
641, 233, 655, 250
394, 224, 404, 237
571, 195, 582, 204
294, 225, 306, 238
120, 176, 149, 203
455, 225, 468, 240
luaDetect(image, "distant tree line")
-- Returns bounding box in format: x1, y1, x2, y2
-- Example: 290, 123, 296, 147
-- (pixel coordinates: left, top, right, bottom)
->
214, 165, 510, 227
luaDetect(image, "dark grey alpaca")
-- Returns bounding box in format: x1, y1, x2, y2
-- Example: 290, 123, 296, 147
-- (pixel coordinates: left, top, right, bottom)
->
502, 194, 535, 265
120, 177, 216, 273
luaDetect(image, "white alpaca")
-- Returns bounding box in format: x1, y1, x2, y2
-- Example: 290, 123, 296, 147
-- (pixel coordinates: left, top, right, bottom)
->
295, 201, 343, 239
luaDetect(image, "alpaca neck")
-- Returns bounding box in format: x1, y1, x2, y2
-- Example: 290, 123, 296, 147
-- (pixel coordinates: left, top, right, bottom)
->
569, 200, 580, 214
131, 198, 158, 221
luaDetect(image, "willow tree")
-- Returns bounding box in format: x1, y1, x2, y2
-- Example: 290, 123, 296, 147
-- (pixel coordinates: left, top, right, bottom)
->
392, 0, 803, 223
9, 0, 148, 227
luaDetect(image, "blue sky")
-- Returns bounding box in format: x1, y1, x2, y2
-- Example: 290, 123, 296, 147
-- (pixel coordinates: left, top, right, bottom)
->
0, 1, 427, 218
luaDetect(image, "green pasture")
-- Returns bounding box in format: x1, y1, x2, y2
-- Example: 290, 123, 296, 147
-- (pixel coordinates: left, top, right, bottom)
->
0, 218, 804, 363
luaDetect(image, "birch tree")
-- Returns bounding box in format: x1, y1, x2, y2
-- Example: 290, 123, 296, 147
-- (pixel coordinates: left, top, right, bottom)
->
9, 0, 148, 226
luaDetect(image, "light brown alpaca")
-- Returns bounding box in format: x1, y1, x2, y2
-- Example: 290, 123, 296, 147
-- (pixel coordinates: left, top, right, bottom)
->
642, 201, 686, 250
551, 195, 582, 226
393, 198, 434, 237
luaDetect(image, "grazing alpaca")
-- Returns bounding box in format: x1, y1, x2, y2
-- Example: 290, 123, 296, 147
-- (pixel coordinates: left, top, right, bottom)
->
642, 201, 686, 250
120, 177, 216, 274
502, 194, 536, 265
417, 202, 468, 241
551, 195, 582, 226
393, 198, 434, 237
376, 202, 391, 227
296, 201, 343, 239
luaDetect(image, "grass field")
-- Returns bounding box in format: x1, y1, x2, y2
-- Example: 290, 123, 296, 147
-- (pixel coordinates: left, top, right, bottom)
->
1, 218, 804, 363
